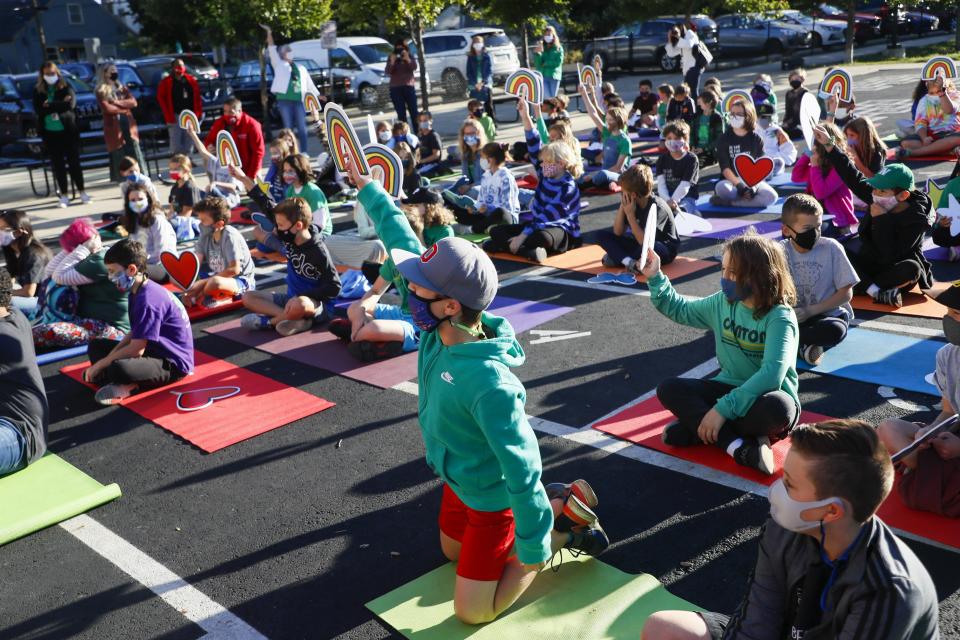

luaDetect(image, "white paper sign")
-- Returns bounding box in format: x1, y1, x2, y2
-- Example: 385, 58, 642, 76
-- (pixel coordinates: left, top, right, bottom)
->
638, 202, 658, 272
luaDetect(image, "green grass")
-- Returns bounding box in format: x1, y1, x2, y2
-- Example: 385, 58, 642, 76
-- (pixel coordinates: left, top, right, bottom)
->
852, 40, 960, 65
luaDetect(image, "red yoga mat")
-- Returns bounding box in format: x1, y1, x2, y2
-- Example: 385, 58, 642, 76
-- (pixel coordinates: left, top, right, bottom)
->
583, 182, 622, 195
886, 147, 958, 163
230, 206, 255, 225
62, 351, 334, 452
161, 284, 246, 321
876, 476, 960, 549
516, 175, 539, 190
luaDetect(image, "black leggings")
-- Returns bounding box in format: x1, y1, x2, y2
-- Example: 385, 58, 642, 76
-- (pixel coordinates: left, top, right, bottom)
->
44, 130, 85, 195
452, 205, 507, 233
487, 223, 575, 255
88, 338, 185, 390
798, 314, 849, 350
657, 377, 798, 449
848, 252, 922, 293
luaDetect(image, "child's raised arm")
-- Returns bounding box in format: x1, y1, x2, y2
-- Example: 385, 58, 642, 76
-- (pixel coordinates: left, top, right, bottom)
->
186, 127, 215, 163
517, 95, 534, 132
579, 83, 605, 131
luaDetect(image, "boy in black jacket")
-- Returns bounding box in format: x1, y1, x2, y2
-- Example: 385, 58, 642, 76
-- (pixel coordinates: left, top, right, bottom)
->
813, 125, 933, 308
233, 168, 341, 336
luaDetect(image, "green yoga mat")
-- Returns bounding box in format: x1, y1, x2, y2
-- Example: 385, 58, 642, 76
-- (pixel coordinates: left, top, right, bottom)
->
459, 233, 490, 244
0, 454, 121, 546
366, 554, 702, 639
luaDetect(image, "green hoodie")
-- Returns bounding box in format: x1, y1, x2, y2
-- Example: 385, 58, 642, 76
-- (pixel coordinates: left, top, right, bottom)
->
358, 182, 554, 565
648, 271, 800, 421
533, 45, 564, 80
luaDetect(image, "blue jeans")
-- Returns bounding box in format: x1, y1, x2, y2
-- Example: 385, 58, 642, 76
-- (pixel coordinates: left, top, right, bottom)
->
277, 99, 308, 152
584, 169, 620, 187
0, 418, 26, 476
684, 66, 703, 98
542, 77, 560, 99
390, 86, 419, 125
12, 296, 38, 318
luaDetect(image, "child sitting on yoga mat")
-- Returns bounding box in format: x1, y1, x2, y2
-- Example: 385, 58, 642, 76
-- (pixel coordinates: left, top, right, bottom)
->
166, 154, 201, 242
83, 239, 194, 405
756, 103, 797, 176
779, 194, 858, 367
813, 125, 934, 309
791, 122, 856, 236
120, 185, 177, 283
690, 89, 723, 167
643, 419, 940, 640
878, 280, 960, 519
711, 97, 778, 209
641, 230, 800, 475
237, 169, 342, 337
0, 268, 48, 476
627, 79, 659, 131
656, 120, 700, 216
597, 163, 679, 274
481, 96, 581, 264
345, 156, 609, 624
577, 82, 630, 188
181, 196, 256, 309
449, 142, 520, 233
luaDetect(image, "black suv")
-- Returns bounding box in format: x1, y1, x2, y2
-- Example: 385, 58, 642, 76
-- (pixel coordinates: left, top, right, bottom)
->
583, 15, 720, 73
1, 72, 100, 153
228, 58, 352, 123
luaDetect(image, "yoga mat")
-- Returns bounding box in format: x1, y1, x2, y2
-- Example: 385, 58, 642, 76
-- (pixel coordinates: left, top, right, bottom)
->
767, 173, 805, 188
459, 232, 490, 244
515, 175, 538, 190
876, 476, 960, 549
922, 237, 950, 262
186, 299, 245, 322
489, 245, 716, 281
796, 327, 941, 396
36, 345, 88, 366
583, 182, 622, 195
887, 147, 958, 163
229, 206, 255, 225
592, 395, 833, 485
366, 554, 702, 639
205, 296, 574, 389
850, 287, 948, 319
696, 195, 786, 216
0, 454, 121, 546
62, 351, 334, 452
690, 218, 782, 241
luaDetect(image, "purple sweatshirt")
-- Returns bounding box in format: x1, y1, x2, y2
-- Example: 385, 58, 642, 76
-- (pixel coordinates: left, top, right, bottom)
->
792, 154, 856, 228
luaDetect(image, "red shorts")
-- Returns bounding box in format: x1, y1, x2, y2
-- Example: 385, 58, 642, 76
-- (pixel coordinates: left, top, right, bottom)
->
438, 484, 516, 581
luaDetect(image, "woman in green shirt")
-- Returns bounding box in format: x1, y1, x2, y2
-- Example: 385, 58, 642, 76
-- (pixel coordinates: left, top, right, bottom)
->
533, 26, 564, 98
32, 61, 89, 208
641, 231, 801, 476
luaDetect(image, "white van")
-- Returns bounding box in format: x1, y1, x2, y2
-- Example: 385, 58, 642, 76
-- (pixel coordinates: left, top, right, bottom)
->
291, 36, 430, 108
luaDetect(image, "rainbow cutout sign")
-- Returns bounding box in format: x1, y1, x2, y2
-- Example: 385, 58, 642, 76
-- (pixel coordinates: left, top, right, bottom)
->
323, 102, 370, 176
720, 89, 751, 114
922, 56, 957, 81
504, 69, 543, 103
303, 92, 322, 115
818, 68, 852, 102
363, 143, 403, 198
215, 130, 241, 167
577, 63, 599, 88
178, 109, 199, 131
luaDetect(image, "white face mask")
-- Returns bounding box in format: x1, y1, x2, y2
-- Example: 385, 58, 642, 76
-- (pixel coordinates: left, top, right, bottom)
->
728, 115, 745, 129
768, 479, 842, 532
43, 74, 58, 85
0, 229, 14, 247
873, 194, 900, 212
472, 43, 483, 52
835, 107, 848, 119
543, 34, 554, 43
129, 198, 150, 214
480, 158, 490, 171
378, 131, 391, 142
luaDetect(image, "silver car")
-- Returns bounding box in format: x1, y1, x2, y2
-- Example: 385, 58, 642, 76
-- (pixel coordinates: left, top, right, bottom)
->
714, 14, 812, 56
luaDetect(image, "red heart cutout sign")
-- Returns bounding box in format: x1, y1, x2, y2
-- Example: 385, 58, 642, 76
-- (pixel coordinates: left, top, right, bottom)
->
170, 386, 241, 412
734, 154, 775, 188
160, 251, 200, 291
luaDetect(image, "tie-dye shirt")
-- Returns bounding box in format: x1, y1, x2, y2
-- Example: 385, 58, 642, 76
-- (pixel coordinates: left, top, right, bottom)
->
914, 90, 960, 134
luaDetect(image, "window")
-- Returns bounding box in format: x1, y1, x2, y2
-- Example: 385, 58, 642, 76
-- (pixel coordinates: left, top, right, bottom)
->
117, 66, 142, 87
350, 43, 392, 64
422, 37, 444, 55
330, 48, 358, 69
717, 17, 733, 29
67, 3, 84, 25
478, 32, 511, 48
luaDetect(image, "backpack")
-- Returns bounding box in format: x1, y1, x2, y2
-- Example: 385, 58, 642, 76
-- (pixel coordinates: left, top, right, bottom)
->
692, 41, 712, 69
34, 278, 80, 325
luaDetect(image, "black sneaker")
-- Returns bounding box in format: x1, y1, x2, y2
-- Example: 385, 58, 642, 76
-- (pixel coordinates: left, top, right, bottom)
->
733, 436, 775, 475
601, 254, 619, 268
347, 340, 404, 362
661, 420, 700, 447
872, 287, 903, 308
565, 523, 610, 557
328, 317, 352, 341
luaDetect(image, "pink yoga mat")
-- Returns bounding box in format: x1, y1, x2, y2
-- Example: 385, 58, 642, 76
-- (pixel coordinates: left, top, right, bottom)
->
206, 296, 574, 389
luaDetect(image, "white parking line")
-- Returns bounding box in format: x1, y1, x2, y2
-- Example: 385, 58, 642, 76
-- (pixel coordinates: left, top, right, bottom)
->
60, 515, 267, 639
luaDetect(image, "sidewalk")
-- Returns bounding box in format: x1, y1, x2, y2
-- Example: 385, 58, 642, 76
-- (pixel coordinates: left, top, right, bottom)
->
2, 32, 946, 245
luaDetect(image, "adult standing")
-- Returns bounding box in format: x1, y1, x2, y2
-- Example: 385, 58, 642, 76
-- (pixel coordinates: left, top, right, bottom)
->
95, 63, 147, 182
32, 61, 90, 208
533, 26, 564, 99
466, 35, 494, 118
203, 98, 265, 180
385, 39, 419, 125
664, 22, 711, 99
157, 58, 202, 156
262, 24, 321, 152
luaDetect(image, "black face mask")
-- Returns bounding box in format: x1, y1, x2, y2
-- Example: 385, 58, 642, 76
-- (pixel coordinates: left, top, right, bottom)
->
790, 79, 803, 89
275, 226, 297, 244
944, 315, 960, 346
473, 108, 484, 118
789, 225, 820, 251
109, 72, 119, 81
395, 48, 404, 54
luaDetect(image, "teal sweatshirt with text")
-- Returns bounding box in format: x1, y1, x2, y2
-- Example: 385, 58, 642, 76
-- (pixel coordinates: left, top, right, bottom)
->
648, 271, 800, 420
358, 182, 554, 564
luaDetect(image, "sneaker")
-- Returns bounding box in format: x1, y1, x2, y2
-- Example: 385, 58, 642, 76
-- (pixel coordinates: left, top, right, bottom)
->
58, 195, 69, 208
709, 195, 727, 207
872, 287, 903, 308
801, 344, 824, 366
895, 147, 910, 161
347, 340, 404, 361
240, 313, 273, 331
94, 383, 136, 405
661, 420, 699, 447
601, 254, 619, 268
564, 522, 610, 557
545, 479, 598, 509
80, 192, 92, 204
481, 240, 499, 254
276, 318, 314, 336
554, 493, 599, 533
328, 317, 352, 341
949, 246, 960, 263
733, 436, 775, 475
524, 247, 548, 263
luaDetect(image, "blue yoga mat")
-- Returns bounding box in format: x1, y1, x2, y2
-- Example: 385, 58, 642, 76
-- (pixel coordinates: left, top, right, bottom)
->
797, 327, 940, 396
36, 345, 88, 366
696, 195, 786, 216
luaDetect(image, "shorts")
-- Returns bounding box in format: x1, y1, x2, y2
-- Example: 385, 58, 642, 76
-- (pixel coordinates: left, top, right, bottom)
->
904, 130, 960, 142
698, 612, 730, 639
272, 291, 324, 318
373, 303, 419, 352
438, 484, 516, 581
200, 271, 254, 295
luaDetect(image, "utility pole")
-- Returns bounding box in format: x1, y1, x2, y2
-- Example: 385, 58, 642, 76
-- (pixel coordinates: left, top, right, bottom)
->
31, 0, 48, 60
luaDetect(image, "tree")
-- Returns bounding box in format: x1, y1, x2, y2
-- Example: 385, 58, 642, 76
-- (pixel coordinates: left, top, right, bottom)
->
478, 0, 568, 67
125, 0, 204, 50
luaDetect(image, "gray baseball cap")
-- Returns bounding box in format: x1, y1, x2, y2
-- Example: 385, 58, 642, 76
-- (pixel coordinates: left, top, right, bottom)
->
391, 237, 498, 310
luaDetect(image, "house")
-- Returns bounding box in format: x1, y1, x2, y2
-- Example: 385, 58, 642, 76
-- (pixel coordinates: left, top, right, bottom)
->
0, 0, 141, 74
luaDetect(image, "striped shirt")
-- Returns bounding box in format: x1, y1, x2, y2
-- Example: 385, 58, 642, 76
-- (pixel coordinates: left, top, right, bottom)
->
524, 129, 581, 238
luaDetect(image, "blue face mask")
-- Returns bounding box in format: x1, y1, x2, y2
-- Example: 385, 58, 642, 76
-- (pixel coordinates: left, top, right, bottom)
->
408, 292, 446, 332
109, 270, 136, 292
721, 276, 751, 302
464, 134, 479, 146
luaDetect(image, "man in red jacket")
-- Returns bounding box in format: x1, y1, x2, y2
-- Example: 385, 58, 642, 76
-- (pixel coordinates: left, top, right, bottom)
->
204, 98, 265, 180
157, 59, 203, 156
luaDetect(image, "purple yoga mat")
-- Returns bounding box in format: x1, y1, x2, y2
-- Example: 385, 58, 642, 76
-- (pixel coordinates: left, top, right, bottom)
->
205, 296, 574, 389
923, 237, 950, 261
689, 218, 783, 241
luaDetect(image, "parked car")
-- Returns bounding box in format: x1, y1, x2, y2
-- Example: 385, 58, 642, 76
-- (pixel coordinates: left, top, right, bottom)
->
771, 9, 848, 49
714, 14, 812, 56
582, 15, 719, 73
58, 61, 97, 84
907, 2, 957, 31
5, 71, 101, 152
228, 58, 351, 122
414, 28, 519, 98
809, 4, 882, 42
867, 2, 940, 34
291, 37, 430, 109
